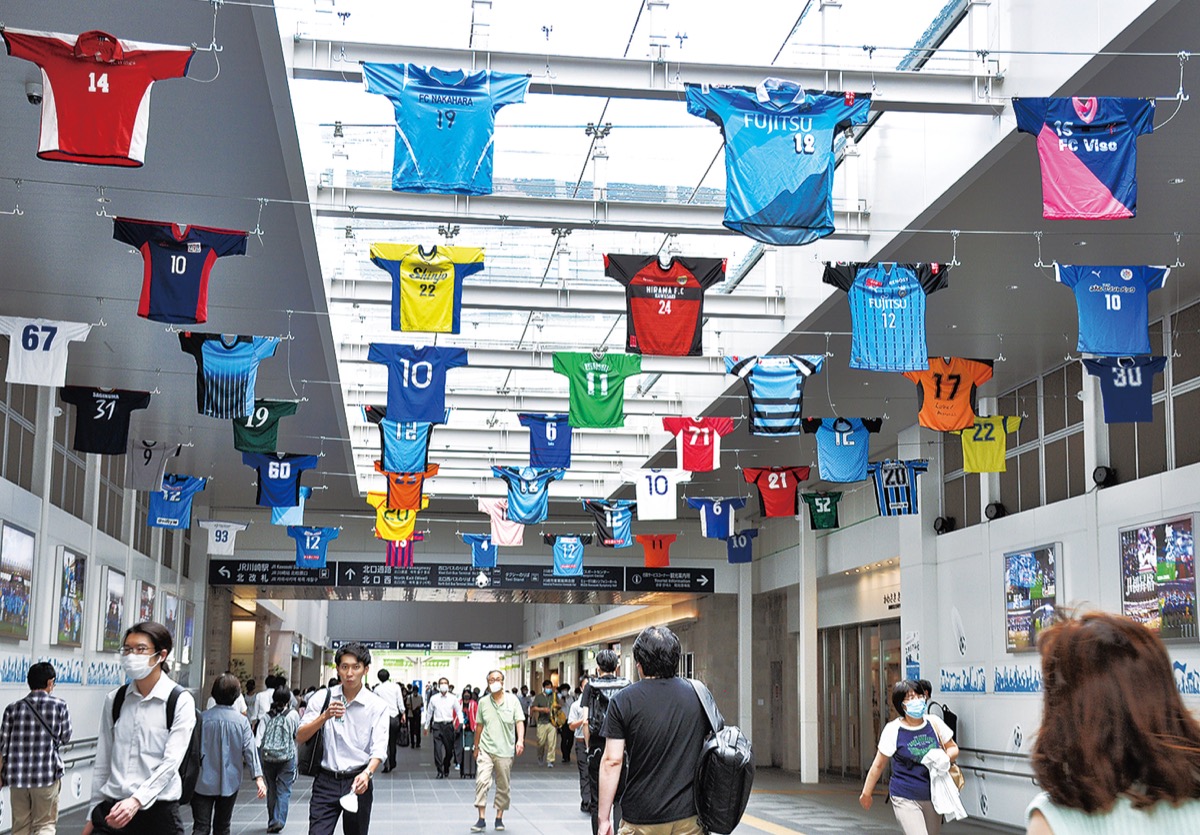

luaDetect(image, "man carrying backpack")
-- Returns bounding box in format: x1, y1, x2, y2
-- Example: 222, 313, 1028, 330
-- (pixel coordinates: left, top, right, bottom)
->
259, 686, 300, 833
578, 650, 629, 835
597, 626, 717, 835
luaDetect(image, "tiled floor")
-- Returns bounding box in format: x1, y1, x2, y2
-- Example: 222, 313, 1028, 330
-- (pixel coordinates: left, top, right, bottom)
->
59, 744, 1009, 834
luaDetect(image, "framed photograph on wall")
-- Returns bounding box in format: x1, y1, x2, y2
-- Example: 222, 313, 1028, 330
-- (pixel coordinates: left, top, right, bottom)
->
1120, 515, 1197, 641
162, 592, 180, 643
1004, 543, 1059, 653
181, 601, 195, 665
136, 580, 157, 623
100, 567, 126, 652
0, 522, 36, 641
54, 547, 87, 647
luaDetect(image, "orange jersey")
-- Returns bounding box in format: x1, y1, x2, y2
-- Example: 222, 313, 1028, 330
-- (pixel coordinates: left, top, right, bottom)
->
374, 461, 439, 510
902, 357, 994, 431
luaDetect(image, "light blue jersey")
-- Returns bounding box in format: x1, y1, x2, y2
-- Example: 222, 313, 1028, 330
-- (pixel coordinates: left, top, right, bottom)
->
685, 497, 746, 540
582, 499, 636, 548
686, 81, 871, 245
148, 474, 206, 529
179, 333, 279, 419
802, 417, 883, 482
545, 534, 590, 577
1055, 264, 1168, 356
725, 354, 824, 435
491, 466, 564, 524
363, 63, 529, 195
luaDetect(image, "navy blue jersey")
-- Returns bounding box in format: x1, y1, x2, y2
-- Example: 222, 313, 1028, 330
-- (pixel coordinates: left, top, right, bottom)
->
726, 529, 758, 564
463, 533, 496, 568
491, 466, 564, 524
545, 533, 591, 577
725, 354, 824, 435
802, 417, 883, 482
686, 82, 871, 245
178, 333, 279, 419
822, 262, 948, 371
243, 452, 318, 508
868, 459, 928, 517
113, 217, 247, 324
582, 499, 636, 548
288, 525, 339, 569
1055, 264, 1168, 356
1083, 356, 1167, 423
519, 412, 573, 468
148, 474, 206, 529
685, 497, 746, 540
368, 343, 468, 423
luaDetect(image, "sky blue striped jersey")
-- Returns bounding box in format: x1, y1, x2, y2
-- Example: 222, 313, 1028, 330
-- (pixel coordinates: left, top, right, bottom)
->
179, 333, 279, 419
725, 354, 824, 435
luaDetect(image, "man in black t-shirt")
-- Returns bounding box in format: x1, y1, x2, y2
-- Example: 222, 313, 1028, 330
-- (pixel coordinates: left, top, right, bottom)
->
598, 626, 718, 835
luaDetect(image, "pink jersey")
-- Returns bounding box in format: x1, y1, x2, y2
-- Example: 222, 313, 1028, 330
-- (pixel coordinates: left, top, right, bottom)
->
478, 497, 524, 547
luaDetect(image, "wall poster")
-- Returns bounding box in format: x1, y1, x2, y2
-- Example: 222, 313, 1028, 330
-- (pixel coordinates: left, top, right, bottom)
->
1004, 543, 1059, 652
100, 567, 126, 652
0, 522, 35, 641
55, 547, 86, 647
1121, 516, 1196, 641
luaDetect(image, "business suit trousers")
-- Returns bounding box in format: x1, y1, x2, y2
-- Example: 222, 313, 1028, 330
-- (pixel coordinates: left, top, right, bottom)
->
309, 771, 374, 835
432, 721, 456, 776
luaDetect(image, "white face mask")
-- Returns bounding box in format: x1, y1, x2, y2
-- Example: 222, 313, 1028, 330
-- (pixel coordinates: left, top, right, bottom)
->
439, 683, 449, 694
489, 681, 503, 694
121, 652, 161, 681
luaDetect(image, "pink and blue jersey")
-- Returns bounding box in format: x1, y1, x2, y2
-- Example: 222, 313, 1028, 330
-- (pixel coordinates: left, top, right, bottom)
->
1054, 264, 1168, 356
1013, 96, 1154, 220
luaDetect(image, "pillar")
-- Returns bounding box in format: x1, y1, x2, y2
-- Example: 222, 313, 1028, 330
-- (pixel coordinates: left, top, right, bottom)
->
736, 562, 752, 736
897, 424, 943, 687
795, 515, 820, 781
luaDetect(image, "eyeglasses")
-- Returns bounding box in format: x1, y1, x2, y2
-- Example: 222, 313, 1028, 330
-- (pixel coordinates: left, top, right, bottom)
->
119, 645, 157, 656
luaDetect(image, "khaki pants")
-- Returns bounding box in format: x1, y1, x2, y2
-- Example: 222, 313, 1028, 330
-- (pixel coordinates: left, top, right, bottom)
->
536, 722, 557, 764
891, 797, 943, 835
11, 781, 61, 835
618, 816, 703, 835
474, 750, 513, 811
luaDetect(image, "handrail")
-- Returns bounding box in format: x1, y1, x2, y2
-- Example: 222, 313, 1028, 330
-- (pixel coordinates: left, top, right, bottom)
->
61, 735, 98, 751
959, 745, 1032, 760
961, 762, 1038, 783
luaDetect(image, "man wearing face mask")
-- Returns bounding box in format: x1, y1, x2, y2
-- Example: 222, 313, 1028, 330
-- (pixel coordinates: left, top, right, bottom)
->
88, 622, 197, 835
529, 680, 557, 768
423, 677, 463, 778
470, 671, 525, 832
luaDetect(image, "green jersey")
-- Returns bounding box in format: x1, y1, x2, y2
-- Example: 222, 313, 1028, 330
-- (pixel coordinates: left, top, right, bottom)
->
801, 492, 842, 530
552, 352, 642, 428
232, 399, 299, 453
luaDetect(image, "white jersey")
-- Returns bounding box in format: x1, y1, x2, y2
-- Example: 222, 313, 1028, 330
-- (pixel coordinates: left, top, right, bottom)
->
198, 520, 250, 556
620, 467, 692, 521
0, 317, 91, 387
125, 439, 182, 492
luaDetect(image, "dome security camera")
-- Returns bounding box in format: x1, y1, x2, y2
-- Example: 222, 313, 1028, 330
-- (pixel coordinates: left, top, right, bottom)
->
25, 80, 43, 105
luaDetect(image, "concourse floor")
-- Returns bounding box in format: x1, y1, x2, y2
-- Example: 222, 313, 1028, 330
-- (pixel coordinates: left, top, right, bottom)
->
60, 744, 1006, 834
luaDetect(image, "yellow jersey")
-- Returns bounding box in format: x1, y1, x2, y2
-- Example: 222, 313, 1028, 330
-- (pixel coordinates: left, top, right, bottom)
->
955, 415, 1021, 473
369, 243, 485, 333
367, 491, 429, 540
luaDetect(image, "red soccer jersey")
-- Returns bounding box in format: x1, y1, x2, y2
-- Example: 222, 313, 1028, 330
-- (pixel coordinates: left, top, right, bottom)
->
604, 254, 726, 356
662, 416, 735, 472
374, 462, 439, 510
2, 28, 193, 167
635, 534, 678, 568
743, 466, 810, 517
385, 533, 424, 567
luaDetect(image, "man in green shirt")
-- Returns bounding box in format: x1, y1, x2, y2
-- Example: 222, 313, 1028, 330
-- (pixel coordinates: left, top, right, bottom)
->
530, 679, 559, 767
471, 671, 525, 833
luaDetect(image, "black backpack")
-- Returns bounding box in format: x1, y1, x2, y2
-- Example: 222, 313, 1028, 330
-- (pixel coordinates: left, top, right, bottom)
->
586, 676, 630, 744
688, 679, 755, 835
112, 684, 202, 804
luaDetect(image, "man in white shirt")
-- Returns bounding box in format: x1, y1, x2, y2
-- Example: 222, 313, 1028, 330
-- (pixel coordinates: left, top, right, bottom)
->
297, 643, 390, 835
423, 676, 463, 778
204, 670, 247, 715
249, 675, 275, 734
372, 669, 405, 773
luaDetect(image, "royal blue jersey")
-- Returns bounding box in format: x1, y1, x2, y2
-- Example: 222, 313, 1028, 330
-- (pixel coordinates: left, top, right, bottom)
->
868, 459, 928, 517
685, 497, 747, 540
823, 262, 949, 371
802, 417, 883, 482
725, 354, 824, 435
368, 343, 469, 423
113, 217, 247, 324
288, 525, 339, 569
362, 63, 529, 195
519, 413, 573, 468
1083, 356, 1167, 423
272, 486, 311, 526
1055, 264, 1168, 356
726, 529, 758, 564
148, 474, 206, 529
243, 452, 319, 508
1013, 97, 1154, 220
545, 533, 591, 577
178, 333, 279, 419
582, 499, 636, 548
491, 466, 564, 524
686, 82, 871, 245
463, 533, 496, 568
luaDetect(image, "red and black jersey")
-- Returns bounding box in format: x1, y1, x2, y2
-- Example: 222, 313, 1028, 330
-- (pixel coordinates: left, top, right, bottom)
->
604, 254, 726, 356
743, 465, 810, 517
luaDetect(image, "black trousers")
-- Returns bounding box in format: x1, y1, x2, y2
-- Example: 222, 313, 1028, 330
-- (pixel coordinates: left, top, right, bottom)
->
386, 716, 401, 769
559, 724, 573, 762
588, 744, 625, 835
190, 792, 238, 835
309, 770, 374, 835
408, 712, 422, 747
90, 798, 183, 835
432, 721, 455, 775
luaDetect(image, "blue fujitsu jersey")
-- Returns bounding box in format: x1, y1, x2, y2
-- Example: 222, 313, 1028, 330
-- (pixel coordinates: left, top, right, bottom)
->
868, 459, 928, 517
685, 497, 746, 540
288, 525, 339, 569
463, 533, 496, 568
1084, 356, 1167, 423
362, 63, 529, 195
491, 466, 564, 524
823, 262, 949, 371
1013, 97, 1154, 220
545, 533, 591, 577
148, 474, 206, 529
1055, 264, 1168, 356
686, 81, 871, 245
519, 413, 573, 468
368, 344, 468, 423
725, 354, 824, 435
726, 529, 758, 564
243, 452, 319, 508
179, 333, 279, 419
802, 417, 883, 482
582, 499, 636, 548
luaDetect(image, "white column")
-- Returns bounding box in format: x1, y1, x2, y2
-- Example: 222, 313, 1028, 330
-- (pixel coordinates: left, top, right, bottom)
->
795, 516, 820, 782
737, 562, 752, 736
897, 424, 943, 683
1081, 372, 1108, 477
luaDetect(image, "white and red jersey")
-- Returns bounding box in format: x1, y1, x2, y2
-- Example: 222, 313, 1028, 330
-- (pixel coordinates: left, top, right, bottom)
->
2, 28, 193, 167
604, 254, 726, 356
662, 416, 734, 472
